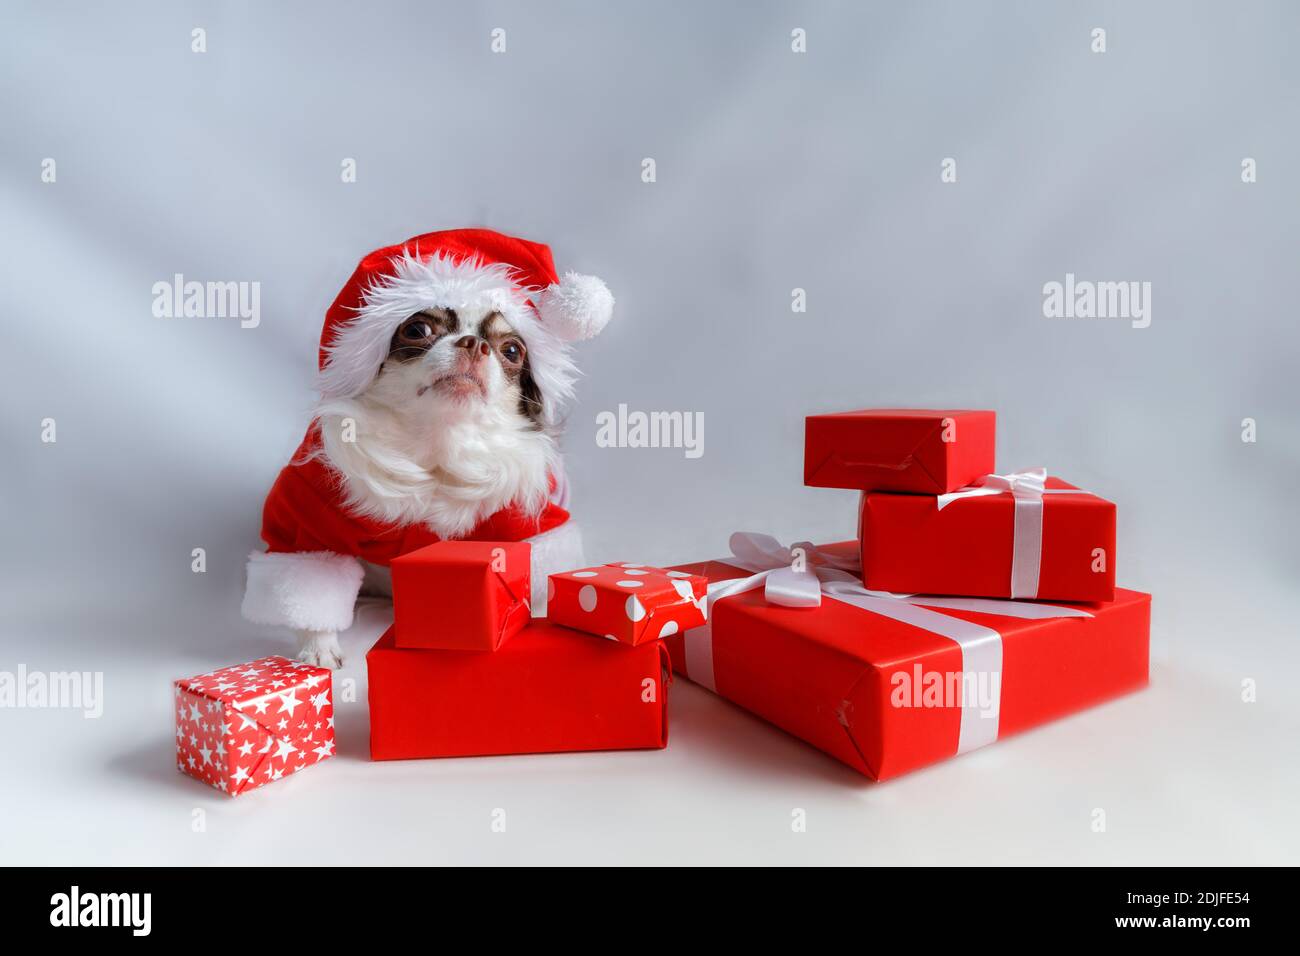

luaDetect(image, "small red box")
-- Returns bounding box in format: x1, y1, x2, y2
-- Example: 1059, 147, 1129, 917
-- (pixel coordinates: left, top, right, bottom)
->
663, 542, 1149, 781
804, 408, 996, 493
548, 563, 708, 645
391, 540, 531, 651
174, 656, 335, 795
860, 476, 1117, 602
367, 622, 670, 760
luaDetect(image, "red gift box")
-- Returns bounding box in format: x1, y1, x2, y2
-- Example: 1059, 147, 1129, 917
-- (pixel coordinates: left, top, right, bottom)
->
547, 563, 708, 645
174, 656, 335, 795
860, 469, 1116, 602
367, 622, 669, 760
804, 408, 996, 493
663, 538, 1149, 781
391, 540, 531, 651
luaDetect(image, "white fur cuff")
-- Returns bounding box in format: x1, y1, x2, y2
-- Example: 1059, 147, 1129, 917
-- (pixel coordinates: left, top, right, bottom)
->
241, 551, 365, 633
527, 521, 586, 616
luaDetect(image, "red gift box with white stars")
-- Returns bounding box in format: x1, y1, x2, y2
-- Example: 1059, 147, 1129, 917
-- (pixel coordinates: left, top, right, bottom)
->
174, 656, 335, 796
547, 563, 708, 645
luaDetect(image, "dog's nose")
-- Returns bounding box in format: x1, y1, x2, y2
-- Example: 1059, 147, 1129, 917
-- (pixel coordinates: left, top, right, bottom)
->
454, 335, 491, 358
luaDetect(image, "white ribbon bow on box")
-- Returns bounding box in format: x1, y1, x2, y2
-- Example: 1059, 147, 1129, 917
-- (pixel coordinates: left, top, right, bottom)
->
936, 467, 1092, 600
685, 532, 1092, 754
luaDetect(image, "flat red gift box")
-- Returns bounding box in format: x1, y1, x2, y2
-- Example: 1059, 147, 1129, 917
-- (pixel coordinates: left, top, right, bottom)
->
547, 563, 708, 645
804, 408, 996, 493
859, 474, 1116, 602
663, 541, 1149, 781
391, 540, 531, 651
174, 656, 335, 795
367, 622, 669, 760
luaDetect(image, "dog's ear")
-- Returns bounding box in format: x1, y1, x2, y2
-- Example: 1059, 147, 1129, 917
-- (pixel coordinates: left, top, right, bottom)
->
518, 362, 545, 428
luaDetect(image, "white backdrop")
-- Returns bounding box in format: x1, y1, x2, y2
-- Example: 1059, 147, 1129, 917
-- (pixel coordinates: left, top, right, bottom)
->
3, 1, 1297, 864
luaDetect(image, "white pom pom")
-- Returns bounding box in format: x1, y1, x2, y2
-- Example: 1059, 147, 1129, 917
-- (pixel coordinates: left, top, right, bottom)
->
537, 272, 614, 341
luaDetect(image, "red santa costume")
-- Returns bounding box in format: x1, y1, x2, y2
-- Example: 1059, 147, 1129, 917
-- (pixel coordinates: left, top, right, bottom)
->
241, 228, 613, 635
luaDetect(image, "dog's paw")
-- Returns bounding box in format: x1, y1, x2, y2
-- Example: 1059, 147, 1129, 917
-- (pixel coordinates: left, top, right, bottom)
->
295, 630, 344, 670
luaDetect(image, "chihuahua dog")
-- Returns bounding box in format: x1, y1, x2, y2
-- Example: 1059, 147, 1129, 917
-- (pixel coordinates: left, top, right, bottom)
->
242, 229, 613, 667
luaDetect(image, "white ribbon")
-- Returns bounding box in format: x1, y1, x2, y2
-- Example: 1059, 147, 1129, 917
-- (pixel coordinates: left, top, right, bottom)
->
935, 467, 1091, 599
683, 532, 1093, 754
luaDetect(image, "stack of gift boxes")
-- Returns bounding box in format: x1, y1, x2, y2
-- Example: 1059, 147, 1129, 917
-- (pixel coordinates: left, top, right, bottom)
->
175, 407, 1150, 792
366, 542, 697, 758
661, 409, 1150, 779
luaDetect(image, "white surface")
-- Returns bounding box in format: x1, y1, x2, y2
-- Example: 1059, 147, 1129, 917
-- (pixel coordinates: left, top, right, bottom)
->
2, 591, 1296, 866
3, 1, 1299, 864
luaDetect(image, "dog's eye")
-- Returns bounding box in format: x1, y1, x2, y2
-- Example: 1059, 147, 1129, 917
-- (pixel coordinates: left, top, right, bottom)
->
399, 318, 434, 342
499, 339, 525, 365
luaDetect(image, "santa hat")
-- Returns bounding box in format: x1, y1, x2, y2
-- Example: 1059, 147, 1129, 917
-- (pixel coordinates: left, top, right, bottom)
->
316, 228, 614, 419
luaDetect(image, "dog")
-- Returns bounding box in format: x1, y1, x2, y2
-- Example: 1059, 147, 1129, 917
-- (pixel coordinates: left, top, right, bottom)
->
241, 229, 614, 667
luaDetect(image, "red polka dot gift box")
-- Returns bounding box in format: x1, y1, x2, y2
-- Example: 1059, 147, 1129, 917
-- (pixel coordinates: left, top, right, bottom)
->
547, 564, 709, 646
174, 656, 335, 796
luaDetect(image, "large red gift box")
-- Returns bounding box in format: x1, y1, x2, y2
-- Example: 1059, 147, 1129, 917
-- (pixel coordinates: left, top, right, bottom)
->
367, 622, 669, 760
663, 541, 1149, 781
860, 472, 1116, 602
804, 408, 996, 493
174, 656, 335, 795
391, 540, 531, 651
548, 563, 708, 645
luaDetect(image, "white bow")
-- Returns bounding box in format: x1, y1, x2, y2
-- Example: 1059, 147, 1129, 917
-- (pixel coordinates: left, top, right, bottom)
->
936, 467, 1049, 510
705, 532, 860, 611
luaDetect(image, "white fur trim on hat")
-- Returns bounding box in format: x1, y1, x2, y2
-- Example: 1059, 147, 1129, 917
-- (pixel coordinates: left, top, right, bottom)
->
537, 272, 614, 342
241, 550, 365, 632
316, 253, 578, 424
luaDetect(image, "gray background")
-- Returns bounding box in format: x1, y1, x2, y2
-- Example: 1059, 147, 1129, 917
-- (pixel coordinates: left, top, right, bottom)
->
3, 1, 1297, 864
